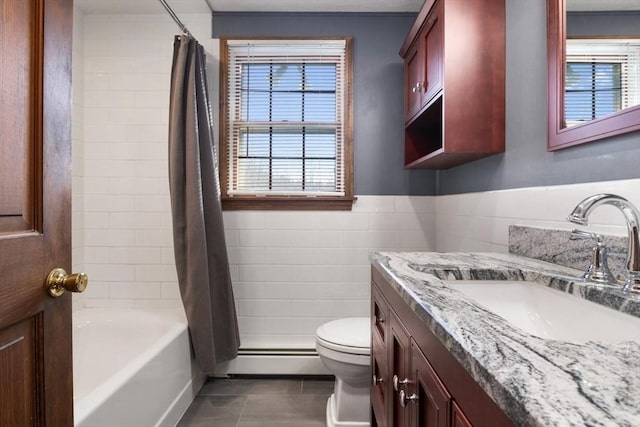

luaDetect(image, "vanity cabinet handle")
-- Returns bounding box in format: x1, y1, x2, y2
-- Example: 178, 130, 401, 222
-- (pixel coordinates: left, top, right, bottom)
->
392, 374, 410, 391
372, 375, 383, 386
399, 389, 418, 407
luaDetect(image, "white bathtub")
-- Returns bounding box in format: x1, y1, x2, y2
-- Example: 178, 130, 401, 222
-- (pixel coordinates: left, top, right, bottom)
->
73, 308, 204, 427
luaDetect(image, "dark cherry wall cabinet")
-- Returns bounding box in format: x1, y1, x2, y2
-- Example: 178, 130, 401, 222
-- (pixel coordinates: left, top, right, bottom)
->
370, 266, 515, 427
400, 0, 505, 169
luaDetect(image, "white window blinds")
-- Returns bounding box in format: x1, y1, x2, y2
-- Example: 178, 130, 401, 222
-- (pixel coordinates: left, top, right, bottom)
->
565, 39, 640, 126
224, 39, 347, 197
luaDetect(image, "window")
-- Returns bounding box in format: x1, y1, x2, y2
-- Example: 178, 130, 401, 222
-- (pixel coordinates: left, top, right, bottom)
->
565, 61, 622, 123
565, 39, 640, 127
220, 38, 354, 210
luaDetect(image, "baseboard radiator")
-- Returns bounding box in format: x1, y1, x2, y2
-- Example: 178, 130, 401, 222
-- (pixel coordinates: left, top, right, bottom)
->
214, 348, 330, 376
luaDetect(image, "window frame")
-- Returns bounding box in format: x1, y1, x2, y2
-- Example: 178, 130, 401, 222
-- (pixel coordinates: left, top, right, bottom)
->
219, 37, 354, 211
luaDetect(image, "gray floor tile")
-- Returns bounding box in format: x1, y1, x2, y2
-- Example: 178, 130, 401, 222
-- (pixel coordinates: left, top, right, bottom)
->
177, 377, 333, 426
301, 378, 335, 394
177, 395, 246, 427
199, 378, 303, 395
238, 394, 328, 425
237, 421, 326, 427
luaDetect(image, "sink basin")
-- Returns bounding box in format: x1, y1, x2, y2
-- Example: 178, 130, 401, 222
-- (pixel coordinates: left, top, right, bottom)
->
445, 280, 640, 344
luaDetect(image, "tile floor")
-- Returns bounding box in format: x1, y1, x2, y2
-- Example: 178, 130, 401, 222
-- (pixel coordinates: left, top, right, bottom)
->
177, 377, 334, 427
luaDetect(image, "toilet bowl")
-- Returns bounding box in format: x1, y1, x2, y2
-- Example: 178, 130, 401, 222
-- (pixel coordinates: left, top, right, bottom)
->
316, 317, 371, 427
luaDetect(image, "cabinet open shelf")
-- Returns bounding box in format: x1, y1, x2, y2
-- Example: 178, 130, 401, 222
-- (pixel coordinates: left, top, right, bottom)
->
405, 94, 443, 167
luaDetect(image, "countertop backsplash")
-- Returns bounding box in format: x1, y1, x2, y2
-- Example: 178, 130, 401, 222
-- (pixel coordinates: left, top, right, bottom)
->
509, 225, 628, 281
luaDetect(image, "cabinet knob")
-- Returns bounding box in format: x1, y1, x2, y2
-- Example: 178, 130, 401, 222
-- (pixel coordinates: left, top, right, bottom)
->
411, 81, 423, 93
372, 375, 383, 386
392, 374, 410, 391
375, 316, 385, 324
399, 389, 419, 407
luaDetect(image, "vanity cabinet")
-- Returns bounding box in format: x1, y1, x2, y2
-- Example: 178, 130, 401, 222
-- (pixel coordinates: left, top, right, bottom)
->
371, 266, 514, 427
400, 0, 505, 169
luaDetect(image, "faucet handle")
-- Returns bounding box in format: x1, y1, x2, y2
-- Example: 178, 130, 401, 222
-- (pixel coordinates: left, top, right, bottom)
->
584, 240, 617, 285
570, 229, 617, 285
570, 229, 602, 242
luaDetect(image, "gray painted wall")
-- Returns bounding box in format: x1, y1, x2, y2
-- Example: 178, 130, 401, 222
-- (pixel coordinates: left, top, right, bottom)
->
567, 11, 640, 36
213, 4, 640, 197
437, 1, 640, 195
212, 12, 436, 196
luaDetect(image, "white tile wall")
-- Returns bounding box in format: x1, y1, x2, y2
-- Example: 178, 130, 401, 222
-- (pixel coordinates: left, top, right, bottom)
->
224, 196, 436, 348
75, 12, 211, 310
434, 179, 639, 252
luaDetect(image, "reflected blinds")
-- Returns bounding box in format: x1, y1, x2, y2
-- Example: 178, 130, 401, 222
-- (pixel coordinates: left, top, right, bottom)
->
224, 39, 347, 196
565, 39, 640, 126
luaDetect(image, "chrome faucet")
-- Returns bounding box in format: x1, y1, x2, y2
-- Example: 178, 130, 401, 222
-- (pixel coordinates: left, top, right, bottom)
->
567, 193, 640, 292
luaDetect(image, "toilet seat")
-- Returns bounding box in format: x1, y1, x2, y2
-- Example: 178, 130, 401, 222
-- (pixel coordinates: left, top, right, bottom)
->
316, 336, 369, 356
316, 317, 370, 356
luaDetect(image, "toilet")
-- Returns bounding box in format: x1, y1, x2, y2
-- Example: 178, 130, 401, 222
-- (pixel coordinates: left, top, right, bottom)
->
315, 317, 371, 427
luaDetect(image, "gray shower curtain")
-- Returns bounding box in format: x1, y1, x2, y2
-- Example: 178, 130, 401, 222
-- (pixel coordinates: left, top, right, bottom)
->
168, 35, 240, 374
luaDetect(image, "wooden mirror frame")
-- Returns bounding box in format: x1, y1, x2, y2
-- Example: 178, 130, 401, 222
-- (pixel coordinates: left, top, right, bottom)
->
547, 0, 640, 150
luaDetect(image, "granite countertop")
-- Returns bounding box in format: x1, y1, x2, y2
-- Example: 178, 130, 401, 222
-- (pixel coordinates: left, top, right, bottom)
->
371, 251, 640, 427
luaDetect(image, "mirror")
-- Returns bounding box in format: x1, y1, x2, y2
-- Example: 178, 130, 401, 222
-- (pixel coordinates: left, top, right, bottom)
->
547, 0, 640, 150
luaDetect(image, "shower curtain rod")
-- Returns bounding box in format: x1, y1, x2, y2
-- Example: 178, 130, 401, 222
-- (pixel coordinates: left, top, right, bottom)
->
158, 0, 194, 38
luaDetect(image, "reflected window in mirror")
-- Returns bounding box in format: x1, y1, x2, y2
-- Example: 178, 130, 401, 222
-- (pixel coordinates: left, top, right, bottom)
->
565, 39, 640, 126
547, 0, 640, 150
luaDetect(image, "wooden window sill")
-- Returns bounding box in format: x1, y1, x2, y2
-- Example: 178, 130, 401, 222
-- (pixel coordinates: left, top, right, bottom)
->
221, 196, 357, 211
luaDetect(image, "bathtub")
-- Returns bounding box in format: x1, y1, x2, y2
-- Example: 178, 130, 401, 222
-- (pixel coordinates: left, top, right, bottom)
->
73, 308, 205, 427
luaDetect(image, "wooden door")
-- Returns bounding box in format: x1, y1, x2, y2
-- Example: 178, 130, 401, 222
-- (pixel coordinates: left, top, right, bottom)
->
0, 0, 74, 425
411, 340, 451, 427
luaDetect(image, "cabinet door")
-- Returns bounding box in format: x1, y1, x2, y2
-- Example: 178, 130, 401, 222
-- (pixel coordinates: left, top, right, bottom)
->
371, 286, 390, 427
452, 401, 473, 427
371, 333, 388, 427
403, 0, 443, 123
404, 42, 424, 122
389, 311, 412, 427
420, 0, 443, 105
411, 340, 451, 427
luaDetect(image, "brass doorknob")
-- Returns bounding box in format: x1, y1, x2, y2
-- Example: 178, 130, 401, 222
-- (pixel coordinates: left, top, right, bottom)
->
46, 268, 88, 298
